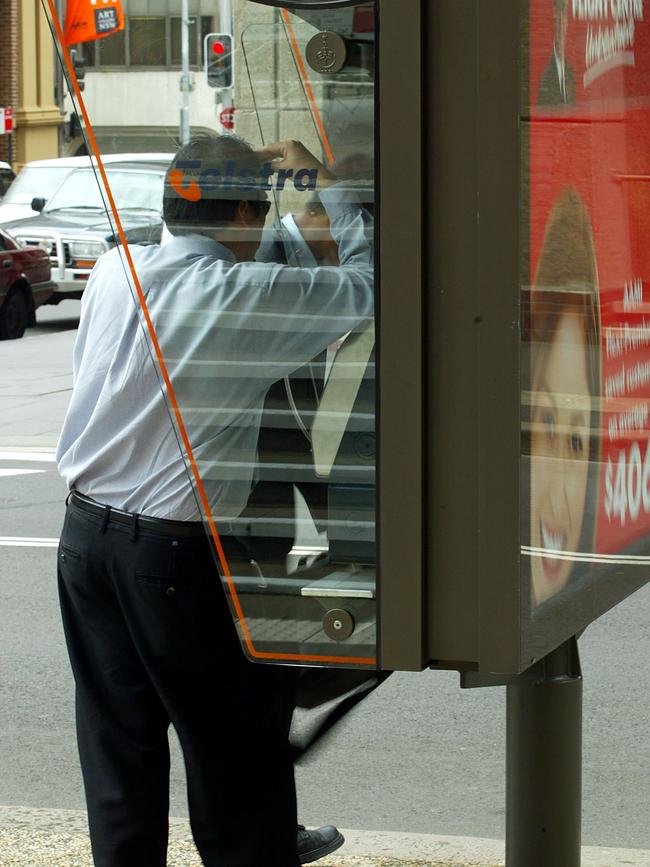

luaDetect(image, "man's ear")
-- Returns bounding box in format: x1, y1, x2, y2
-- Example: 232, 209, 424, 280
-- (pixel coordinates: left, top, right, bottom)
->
236, 199, 256, 226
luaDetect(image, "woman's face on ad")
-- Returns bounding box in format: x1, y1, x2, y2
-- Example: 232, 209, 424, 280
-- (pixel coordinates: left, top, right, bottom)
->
530, 310, 592, 606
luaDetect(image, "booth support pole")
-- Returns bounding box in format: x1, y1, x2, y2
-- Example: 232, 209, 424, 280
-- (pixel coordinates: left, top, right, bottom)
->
505, 637, 582, 867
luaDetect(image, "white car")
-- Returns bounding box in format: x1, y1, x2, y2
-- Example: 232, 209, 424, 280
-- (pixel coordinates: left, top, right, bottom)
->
0, 154, 173, 225
5, 156, 173, 300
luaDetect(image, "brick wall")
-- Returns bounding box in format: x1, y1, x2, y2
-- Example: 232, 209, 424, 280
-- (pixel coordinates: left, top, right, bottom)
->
0, 0, 19, 165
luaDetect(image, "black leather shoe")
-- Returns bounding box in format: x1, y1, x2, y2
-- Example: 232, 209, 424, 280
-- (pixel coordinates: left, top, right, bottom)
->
296, 824, 345, 863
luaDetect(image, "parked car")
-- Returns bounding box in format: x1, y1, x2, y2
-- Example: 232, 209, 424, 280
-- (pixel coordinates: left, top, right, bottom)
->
0, 161, 16, 200
0, 226, 55, 339
0, 153, 172, 226
4, 155, 172, 301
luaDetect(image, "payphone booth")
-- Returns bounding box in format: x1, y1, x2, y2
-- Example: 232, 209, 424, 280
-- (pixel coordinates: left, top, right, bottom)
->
45, 0, 649, 863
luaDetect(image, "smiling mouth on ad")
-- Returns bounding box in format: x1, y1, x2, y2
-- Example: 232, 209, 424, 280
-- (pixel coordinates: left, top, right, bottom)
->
539, 520, 567, 578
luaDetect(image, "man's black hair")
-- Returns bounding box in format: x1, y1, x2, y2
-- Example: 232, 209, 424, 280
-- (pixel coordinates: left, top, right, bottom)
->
163, 132, 269, 234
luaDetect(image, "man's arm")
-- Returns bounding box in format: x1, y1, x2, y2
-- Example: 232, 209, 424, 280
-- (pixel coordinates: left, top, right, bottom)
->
234, 184, 374, 381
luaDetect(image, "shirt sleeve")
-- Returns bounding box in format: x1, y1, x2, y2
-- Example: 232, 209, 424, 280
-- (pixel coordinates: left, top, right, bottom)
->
228, 185, 374, 383
255, 221, 287, 265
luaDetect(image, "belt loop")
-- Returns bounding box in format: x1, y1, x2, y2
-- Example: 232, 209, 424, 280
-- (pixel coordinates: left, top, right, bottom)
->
65, 490, 73, 506
131, 513, 139, 542
99, 505, 111, 534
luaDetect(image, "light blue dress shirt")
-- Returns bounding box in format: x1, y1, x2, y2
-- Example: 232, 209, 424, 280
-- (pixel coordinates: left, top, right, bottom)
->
56, 185, 374, 522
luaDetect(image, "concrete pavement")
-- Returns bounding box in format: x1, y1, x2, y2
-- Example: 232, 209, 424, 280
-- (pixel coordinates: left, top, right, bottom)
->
0, 807, 649, 867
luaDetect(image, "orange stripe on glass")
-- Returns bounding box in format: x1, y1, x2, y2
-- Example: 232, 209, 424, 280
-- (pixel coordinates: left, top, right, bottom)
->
44, 0, 375, 667
281, 9, 336, 168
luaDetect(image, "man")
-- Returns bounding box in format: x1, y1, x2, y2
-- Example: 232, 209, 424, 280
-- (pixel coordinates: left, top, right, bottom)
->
538, 0, 575, 107
56, 133, 374, 867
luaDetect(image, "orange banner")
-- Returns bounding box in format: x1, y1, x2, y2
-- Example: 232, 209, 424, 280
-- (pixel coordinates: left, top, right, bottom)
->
64, 0, 125, 46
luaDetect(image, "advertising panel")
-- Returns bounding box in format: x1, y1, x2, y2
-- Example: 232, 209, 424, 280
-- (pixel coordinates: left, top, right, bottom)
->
523, 0, 650, 657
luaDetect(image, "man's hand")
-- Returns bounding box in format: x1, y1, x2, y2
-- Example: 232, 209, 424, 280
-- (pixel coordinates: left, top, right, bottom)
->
256, 140, 336, 190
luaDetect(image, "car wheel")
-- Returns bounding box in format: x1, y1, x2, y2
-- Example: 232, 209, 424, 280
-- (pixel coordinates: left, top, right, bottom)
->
0, 288, 29, 340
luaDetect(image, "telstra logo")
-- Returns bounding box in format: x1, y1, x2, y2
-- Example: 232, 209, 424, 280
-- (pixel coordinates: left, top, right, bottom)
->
167, 159, 320, 202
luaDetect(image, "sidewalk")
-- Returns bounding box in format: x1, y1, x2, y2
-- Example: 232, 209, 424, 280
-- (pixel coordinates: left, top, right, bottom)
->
0, 832, 497, 867
0, 807, 648, 867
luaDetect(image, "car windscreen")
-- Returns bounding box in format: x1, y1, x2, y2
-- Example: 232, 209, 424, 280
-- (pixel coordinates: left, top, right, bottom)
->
3, 166, 72, 205
45, 168, 164, 213
0, 169, 15, 195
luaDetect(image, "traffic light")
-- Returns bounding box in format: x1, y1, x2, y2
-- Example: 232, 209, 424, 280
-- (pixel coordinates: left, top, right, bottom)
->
204, 33, 233, 89
70, 48, 86, 93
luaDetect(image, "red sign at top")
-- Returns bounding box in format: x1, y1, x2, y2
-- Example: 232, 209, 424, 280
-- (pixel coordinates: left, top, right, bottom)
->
0, 108, 13, 135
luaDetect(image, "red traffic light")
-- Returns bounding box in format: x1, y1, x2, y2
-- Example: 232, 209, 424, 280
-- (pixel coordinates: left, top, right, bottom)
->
205, 34, 233, 88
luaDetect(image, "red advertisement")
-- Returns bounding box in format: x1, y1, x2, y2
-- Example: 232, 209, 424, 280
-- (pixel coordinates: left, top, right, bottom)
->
527, 0, 650, 607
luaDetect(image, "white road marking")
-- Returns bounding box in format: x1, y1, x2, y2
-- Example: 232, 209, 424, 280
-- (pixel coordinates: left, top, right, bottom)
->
0, 536, 58, 548
0, 450, 56, 462
0, 468, 46, 477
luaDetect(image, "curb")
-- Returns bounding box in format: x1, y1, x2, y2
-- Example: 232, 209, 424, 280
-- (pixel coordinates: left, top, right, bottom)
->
0, 807, 648, 867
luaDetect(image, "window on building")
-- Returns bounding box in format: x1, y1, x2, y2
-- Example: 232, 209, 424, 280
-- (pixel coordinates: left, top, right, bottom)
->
171, 17, 198, 66
99, 28, 127, 66
130, 17, 167, 66
79, 15, 213, 69
82, 40, 96, 66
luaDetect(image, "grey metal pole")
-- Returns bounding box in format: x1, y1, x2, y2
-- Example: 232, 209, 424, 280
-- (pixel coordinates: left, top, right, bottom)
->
219, 0, 234, 131
506, 637, 582, 867
179, 0, 191, 145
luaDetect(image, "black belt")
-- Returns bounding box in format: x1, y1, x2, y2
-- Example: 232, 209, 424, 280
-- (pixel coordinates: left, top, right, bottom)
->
69, 491, 206, 539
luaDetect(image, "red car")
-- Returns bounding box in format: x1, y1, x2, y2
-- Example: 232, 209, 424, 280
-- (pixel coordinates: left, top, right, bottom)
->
0, 226, 55, 339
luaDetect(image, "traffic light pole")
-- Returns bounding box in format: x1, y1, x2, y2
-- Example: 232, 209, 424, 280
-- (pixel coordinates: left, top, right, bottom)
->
179, 0, 191, 146
219, 0, 234, 130
505, 637, 582, 867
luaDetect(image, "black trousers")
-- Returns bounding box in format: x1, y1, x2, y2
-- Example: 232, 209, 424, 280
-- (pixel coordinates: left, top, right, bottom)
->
57, 500, 300, 867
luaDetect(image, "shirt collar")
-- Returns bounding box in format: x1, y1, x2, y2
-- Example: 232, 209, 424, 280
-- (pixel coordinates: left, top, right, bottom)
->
278, 213, 318, 268
166, 232, 237, 263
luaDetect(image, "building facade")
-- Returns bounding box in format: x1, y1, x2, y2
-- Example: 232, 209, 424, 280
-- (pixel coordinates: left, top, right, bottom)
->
65, 0, 222, 154
68, 0, 373, 164
0, 0, 61, 169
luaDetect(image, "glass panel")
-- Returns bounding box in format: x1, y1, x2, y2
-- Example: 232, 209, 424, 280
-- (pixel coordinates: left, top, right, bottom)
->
47, 1, 378, 669
522, 0, 650, 659
171, 16, 198, 65
130, 17, 167, 66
